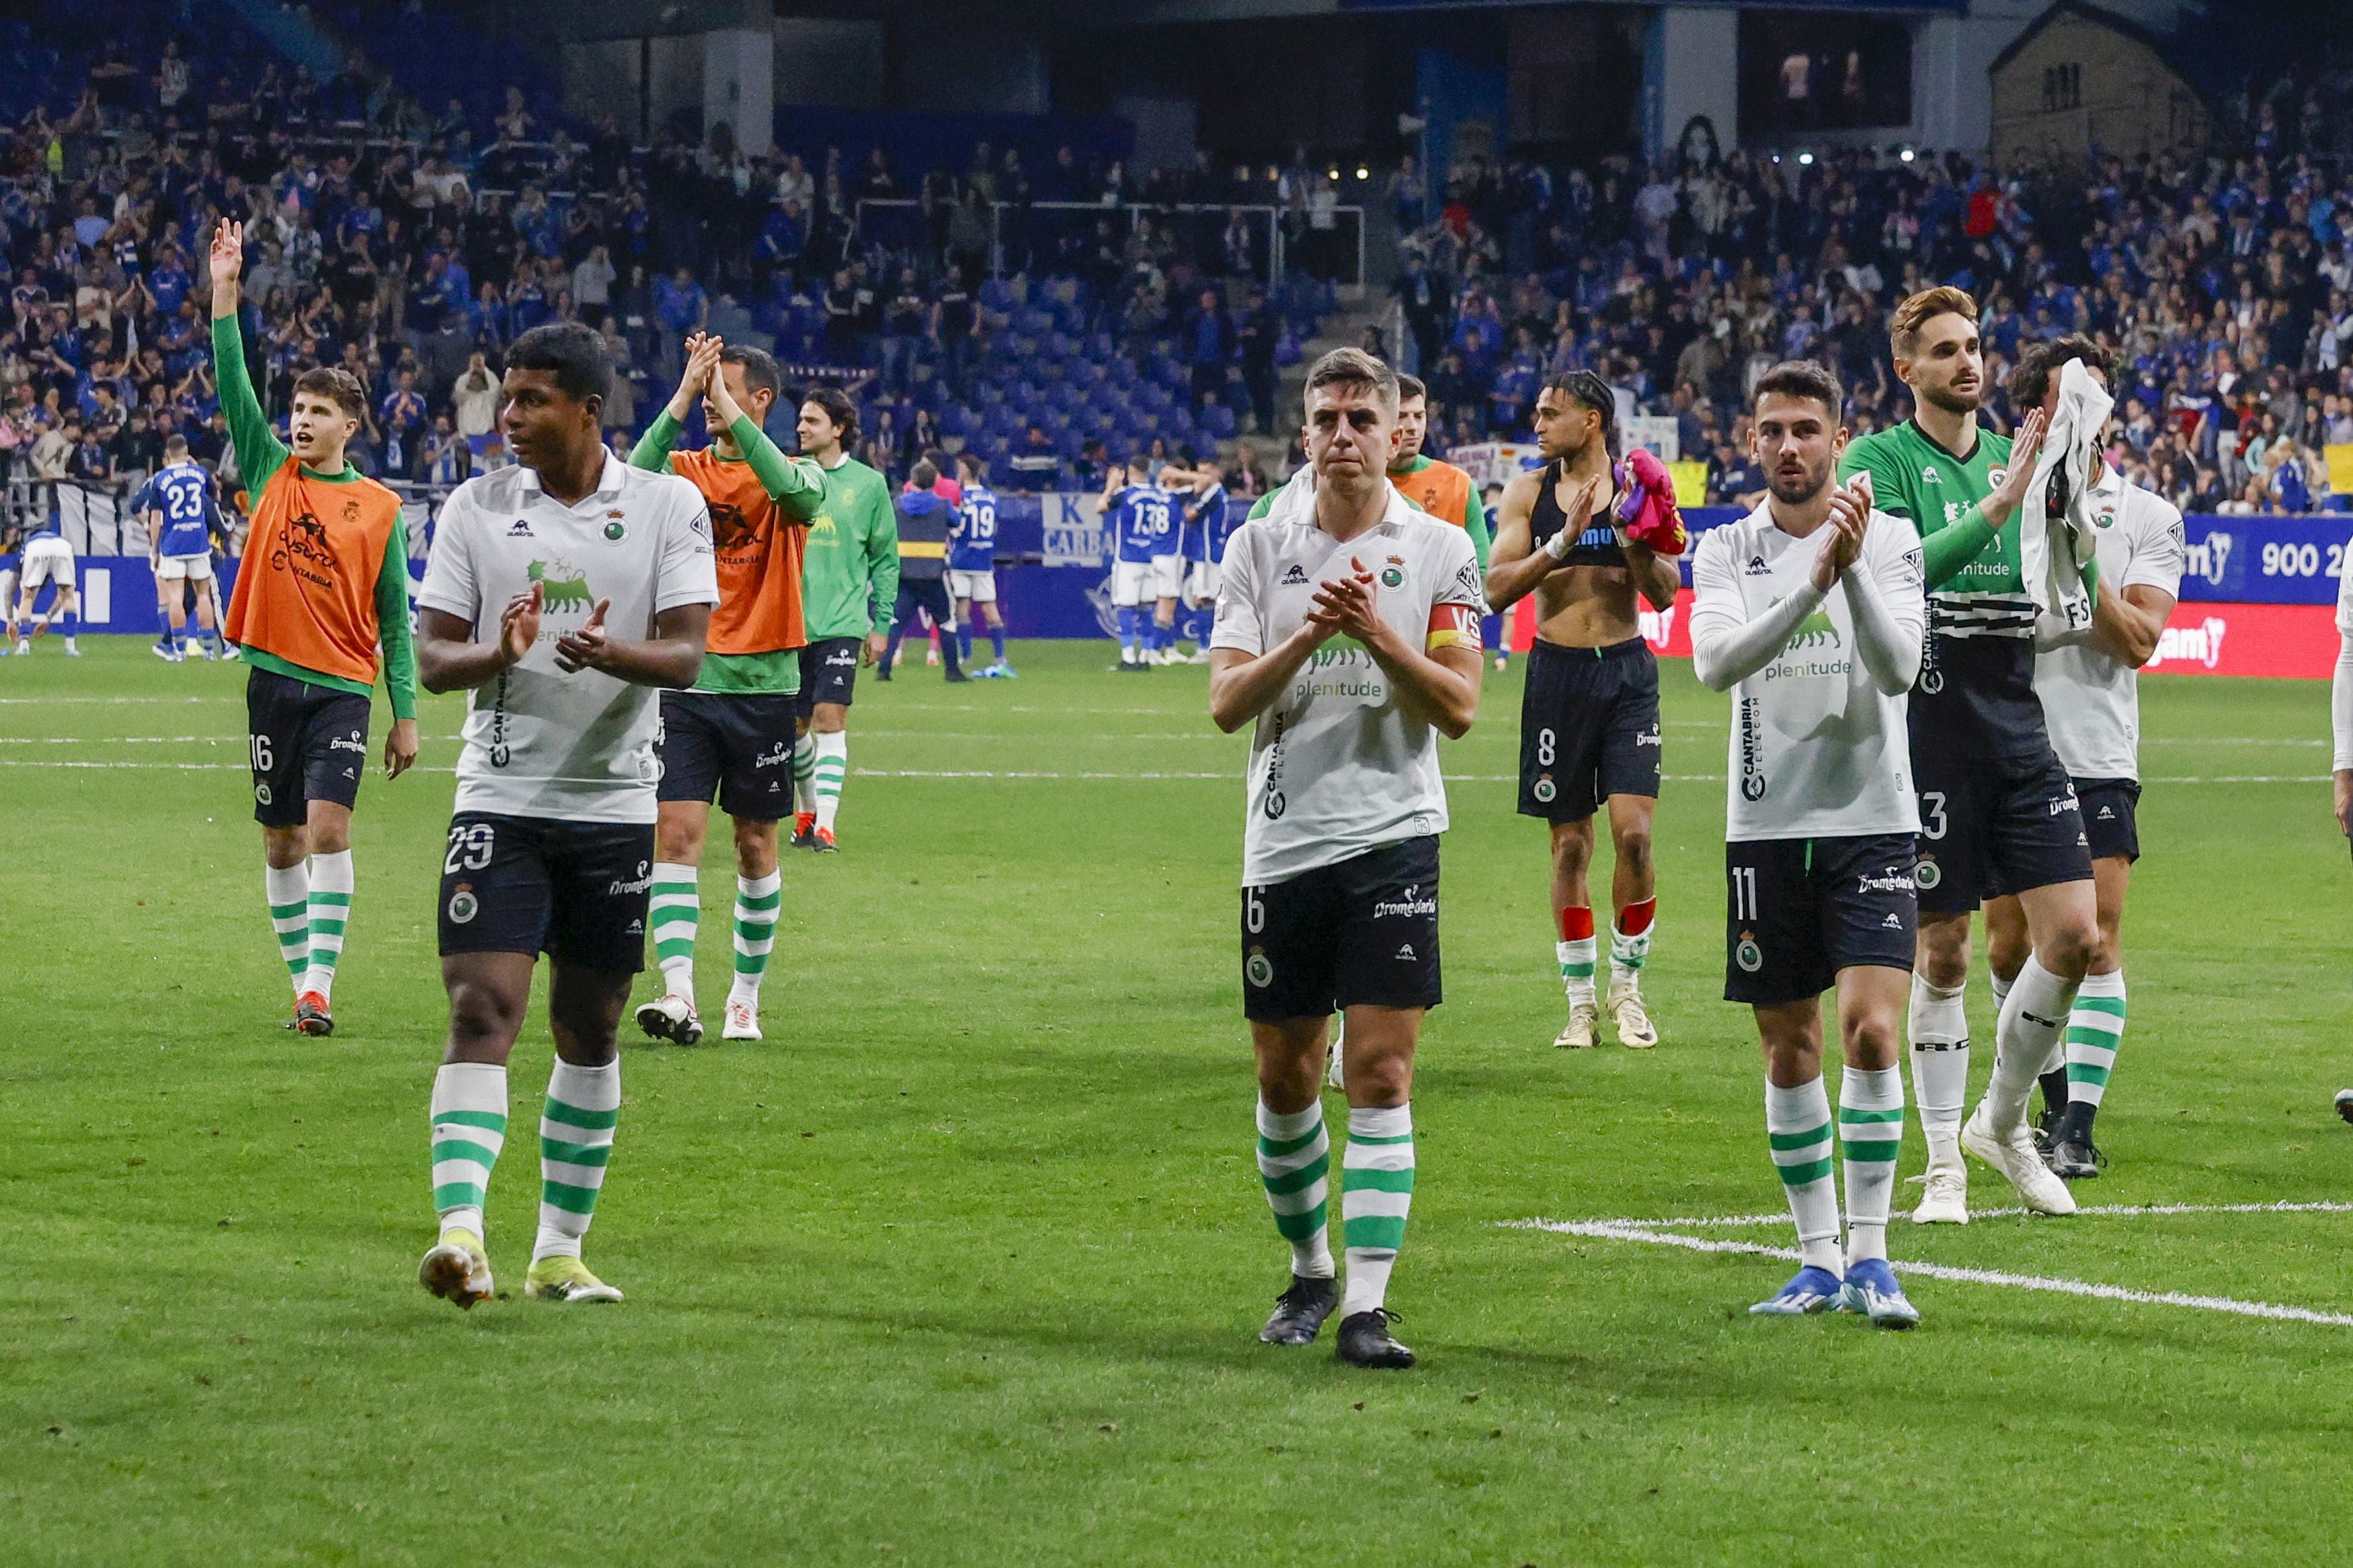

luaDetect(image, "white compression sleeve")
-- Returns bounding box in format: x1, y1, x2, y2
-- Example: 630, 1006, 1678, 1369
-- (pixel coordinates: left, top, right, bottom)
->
1841, 563, 1923, 695
1689, 580, 1827, 693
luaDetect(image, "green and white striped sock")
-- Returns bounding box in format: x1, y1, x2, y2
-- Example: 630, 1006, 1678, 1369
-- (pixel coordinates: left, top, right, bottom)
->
791, 733, 817, 817
1766, 1077, 1841, 1272
2065, 969, 2127, 1108
649, 861, 699, 1001
264, 861, 309, 996
430, 1061, 508, 1241
535, 1059, 620, 1262
1340, 1102, 1413, 1317
1556, 938, 1597, 1007
727, 869, 781, 1007
812, 731, 848, 835
301, 850, 352, 1002
1255, 1098, 1334, 1278
1838, 1065, 1904, 1266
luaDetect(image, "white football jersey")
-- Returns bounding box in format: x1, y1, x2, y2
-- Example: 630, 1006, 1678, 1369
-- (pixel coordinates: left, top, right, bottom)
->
2034, 467, 2184, 782
420, 454, 718, 824
1689, 502, 1926, 841
1211, 494, 1484, 886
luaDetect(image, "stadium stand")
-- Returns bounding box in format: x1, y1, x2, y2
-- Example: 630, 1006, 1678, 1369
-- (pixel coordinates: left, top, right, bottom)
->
0, 0, 2346, 558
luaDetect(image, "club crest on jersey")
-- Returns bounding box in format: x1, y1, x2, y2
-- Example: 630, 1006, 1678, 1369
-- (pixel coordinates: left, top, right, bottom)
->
448, 884, 479, 924
1915, 857, 1942, 890
1735, 934, 1763, 973
1380, 565, 1404, 588
1989, 468, 2007, 487
604, 515, 627, 540
1533, 774, 1557, 803
1245, 948, 1273, 988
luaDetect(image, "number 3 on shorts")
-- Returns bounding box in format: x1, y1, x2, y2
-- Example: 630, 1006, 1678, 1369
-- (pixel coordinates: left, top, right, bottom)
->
1919, 791, 1948, 841
444, 822, 495, 874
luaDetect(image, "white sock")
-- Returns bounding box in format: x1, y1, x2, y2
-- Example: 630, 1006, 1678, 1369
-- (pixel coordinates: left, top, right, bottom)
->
812, 731, 848, 835
1255, 1099, 1335, 1279
1987, 954, 2079, 1131
1838, 1065, 1904, 1265
1556, 932, 1598, 1008
791, 733, 817, 816
1339, 1102, 1414, 1317
1990, 971, 2013, 1013
264, 860, 309, 997
534, 1059, 621, 1262
300, 850, 353, 1002
430, 1061, 508, 1241
1765, 1077, 1841, 1274
649, 861, 698, 1002
1907, 974, 1968, 1159
727, 869, 781, 1007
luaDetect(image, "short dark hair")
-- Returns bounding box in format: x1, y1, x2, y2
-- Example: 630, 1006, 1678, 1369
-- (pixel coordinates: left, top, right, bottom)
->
1751, 360, 1845, 425
1542, 368, 1618, 456
1302, 347, 1399, 418
292, 366, 366, 419
719, 343, 782, 402
910, 458, 939, 489
802, 385, 859, 443
1396, 373, 1428, 403
505, 322, 610, 407
2010, 335, 2114, 409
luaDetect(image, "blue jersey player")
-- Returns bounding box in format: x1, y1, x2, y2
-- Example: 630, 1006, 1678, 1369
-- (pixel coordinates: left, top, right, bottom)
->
1172, 465, 1230, 662
949, 452, 1014, 678
1103, 462, 1175, 671
138, 435, 228, 661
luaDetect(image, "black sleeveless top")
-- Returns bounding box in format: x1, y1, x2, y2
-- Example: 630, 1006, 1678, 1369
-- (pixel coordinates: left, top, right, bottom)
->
1528, 458, 1626, 567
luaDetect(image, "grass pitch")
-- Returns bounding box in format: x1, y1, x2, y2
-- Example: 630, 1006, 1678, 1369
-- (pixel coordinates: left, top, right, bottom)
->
5, 638, 2351, 1565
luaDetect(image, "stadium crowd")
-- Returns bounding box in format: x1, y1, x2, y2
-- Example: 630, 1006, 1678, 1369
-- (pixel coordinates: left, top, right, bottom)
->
1398, 79, 2353, 514
2, 16, 2349, 536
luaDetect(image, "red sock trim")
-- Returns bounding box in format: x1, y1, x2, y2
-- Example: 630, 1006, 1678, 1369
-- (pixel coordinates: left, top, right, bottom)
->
1556, 905, 1595, 942
1616, 897, 1657, 936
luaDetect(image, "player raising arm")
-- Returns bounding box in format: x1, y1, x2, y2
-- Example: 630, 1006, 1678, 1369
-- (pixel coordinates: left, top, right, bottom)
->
629, 331, 825, 1046
210, 218, 419, 1037
1981, 338, 2180, 1179
1486, 370, 1682, 1052
1837, 287, 2087, 1222
412, 323, 716, 1311
1690, 362, 1927, 1327
1209, 348, 1484, 1371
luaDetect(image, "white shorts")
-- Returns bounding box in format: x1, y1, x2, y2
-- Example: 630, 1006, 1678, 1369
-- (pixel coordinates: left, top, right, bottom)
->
1185, 559, 1220, 602
1148, 554, 1183, 600
20, 536, 74, 589
157, 552, 215, 583
1111, 559, 1153, 608
947, 568, 997, 603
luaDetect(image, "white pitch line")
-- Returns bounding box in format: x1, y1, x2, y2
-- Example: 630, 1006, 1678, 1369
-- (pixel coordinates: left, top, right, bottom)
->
1560, 1200, 2353, 1229
1507, 1216, 2353, 1327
